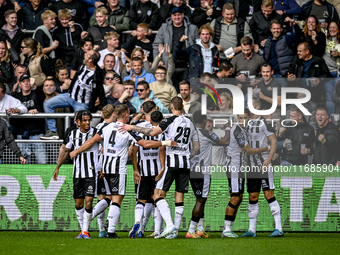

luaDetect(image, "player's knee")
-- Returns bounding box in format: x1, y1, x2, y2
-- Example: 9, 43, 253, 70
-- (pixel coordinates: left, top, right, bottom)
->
197, 197, 207, 205
230, 194, 242, 205
249, 193, 259, 201
264, 190, 275, 200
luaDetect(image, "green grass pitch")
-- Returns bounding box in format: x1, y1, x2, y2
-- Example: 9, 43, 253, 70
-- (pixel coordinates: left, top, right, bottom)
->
0, 232, 339, 255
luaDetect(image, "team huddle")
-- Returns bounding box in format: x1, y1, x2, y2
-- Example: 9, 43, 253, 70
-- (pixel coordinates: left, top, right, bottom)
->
53, 96, 283, 239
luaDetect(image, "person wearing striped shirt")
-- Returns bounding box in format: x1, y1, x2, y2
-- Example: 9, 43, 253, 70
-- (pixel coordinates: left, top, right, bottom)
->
222, 109, 270, 238
70, 104, 177, 238
129, 102, 166, 238
90, 104, 116, 238
119, 97, 200, 239
241, 99, 283, 238
53, 110, 100, 239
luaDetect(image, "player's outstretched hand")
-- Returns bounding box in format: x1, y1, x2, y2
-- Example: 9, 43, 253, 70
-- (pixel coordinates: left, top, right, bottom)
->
20, 156, 26, 164
118, 124, 133, 133
53, 169, 59, 181
70, 151, 77, 160
170, 141, 178, 147
134, 171, 141, 184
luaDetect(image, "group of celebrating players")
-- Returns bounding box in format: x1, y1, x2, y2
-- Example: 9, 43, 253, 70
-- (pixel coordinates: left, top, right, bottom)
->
53, 96, 284, 239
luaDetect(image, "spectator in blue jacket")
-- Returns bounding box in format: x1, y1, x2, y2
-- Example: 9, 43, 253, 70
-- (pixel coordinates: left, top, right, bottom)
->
274, 0, 301, 16
131, 80, 169, 113
22, 0, 48, 30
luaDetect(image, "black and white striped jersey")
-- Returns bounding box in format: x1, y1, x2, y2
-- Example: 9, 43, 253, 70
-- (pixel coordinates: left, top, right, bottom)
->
95, 121, 111, 171
246, 116, 274, 167
134, 121, 164, 177
159, 115, 198, 169
197, 128, 220, 166
226, 124, 248, 169
66, 127, 100, 178
98, 121, 142, 174
70, 65, 95, 104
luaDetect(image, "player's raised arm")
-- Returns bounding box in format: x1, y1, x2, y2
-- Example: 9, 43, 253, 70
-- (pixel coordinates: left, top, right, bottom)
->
119, 124, 163, 137
70, 134, 102, 159
137, 138, 177, 148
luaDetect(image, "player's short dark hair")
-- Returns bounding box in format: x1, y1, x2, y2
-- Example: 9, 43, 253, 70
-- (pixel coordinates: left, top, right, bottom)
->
76, 110, 93, 122
156, 66, 167, 72
299, 41, 312, 53
271, 19, 282, 27
316, 105, 327, 113
115, 104, 129, 119
223, 3, 234, 12
4, 10, 16, 19
131, 57, 143, 64
143, 101, 157, 114
101, 104, 115, 119
81, 36, 93, 47
171, 97, 183, 111
123, 80, 135, 86
179, 80, 190, 88
137, 80, 149, 89
261, 62, 273, 70
89, 51, 100, 65
240, 36, 253, 46
219, 60, 233, 72
151, 111, 163, 123
192, 110, 206, 125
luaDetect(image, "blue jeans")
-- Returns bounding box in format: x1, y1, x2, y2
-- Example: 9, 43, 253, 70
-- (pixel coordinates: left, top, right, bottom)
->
324, 71, 340, 116
44, 93, 89, 132
17, 134, 46, 164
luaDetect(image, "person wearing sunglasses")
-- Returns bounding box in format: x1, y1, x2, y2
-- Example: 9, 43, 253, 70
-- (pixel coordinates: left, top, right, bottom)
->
131, 80, 169, 113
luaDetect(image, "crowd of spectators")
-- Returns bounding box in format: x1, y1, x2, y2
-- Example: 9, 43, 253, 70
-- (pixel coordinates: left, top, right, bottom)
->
0, 0, 340, 165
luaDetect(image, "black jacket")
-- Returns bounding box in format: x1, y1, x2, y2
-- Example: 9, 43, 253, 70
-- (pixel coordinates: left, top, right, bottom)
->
69, 65, 107, 112
282, 121, 315, 165
314, 122, 339, 165
130, 1, 160, 30
174, 40, 219, 79
50, 0, 88, 30
106, 95, 136, 114
249, 10, 283, 45
0, 28, 26, 54
0, 48, 19, 83
192, 5, 222, 29
287, 55, 331, 102
0, 118, 23, 159
22, 3, 48, 30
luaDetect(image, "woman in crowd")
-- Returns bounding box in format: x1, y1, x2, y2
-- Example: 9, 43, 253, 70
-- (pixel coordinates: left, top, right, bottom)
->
301, 15, 326, 58
324, 21, 340, 116
19, 38, 54, 87
0, 40, 19, 84
54, 60, 72, 94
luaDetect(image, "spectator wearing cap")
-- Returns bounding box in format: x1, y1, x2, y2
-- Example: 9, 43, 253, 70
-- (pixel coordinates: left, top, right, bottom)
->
153, 6, 198, 90
11, 74, 46, 164
159, 0, 192, 24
